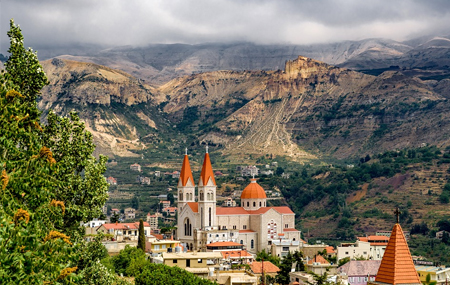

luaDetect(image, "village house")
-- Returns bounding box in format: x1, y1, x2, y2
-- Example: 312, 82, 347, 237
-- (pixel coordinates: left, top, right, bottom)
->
250, 261, 280, 284
240, 165, 259, 177
306, 255, 337, 275
130, 163, 142, 172
415, 265, 450, 285
160, 200, 171, 210
97, 222, 151, 242
271, 237, 303, 258
338, 260, 381, 285
160, 251, 223, 278
124, 207, 136, 220
163, 207, 177, 216
106, 176, 117, 185
147, 213, 160, 229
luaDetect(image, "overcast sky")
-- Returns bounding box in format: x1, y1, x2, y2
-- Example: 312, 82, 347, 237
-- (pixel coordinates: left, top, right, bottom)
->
1, 0, 450, 54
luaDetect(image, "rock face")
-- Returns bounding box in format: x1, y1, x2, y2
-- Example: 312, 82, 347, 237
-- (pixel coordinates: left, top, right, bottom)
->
39, 55, 450, 160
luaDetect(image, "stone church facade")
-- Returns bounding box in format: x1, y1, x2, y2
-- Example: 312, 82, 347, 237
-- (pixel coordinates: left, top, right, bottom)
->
177, 149, 301, 253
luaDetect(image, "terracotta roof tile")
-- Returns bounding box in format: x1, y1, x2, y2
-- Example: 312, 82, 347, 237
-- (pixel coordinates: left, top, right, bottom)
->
241, 179, 267, 199
375, 224, 421, 285
216, 207, 249, 215
250, 261, 280, 274
100, 222, 150, 230
199, 152, 216, 186
187, 202, 198, 213
206, 241, 243, 247
179, 154, 195, 186
221, 250, 253, 259
326, 246, 336, 254
308, 255, 330, 265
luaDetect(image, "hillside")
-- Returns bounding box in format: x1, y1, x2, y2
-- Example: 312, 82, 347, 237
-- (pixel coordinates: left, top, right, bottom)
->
39, 56, 450, 161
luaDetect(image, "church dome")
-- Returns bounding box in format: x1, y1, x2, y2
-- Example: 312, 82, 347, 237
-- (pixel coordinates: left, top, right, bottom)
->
241, 179, 267, 199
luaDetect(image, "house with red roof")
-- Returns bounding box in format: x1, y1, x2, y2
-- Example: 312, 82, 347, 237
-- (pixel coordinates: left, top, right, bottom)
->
250, 261, 280, 282
306, 255, 337, 275
97, 222, 151, 242
176, 147, 301, 254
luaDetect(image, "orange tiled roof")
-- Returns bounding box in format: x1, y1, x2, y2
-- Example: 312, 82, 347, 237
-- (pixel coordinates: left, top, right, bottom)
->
216, 207, 249, 215
308, 255, 330, 265
221, 250, 253, 259
100, 222, 150, 230
239, 229, 256, 233
326, 246, 335, 254
250, 261, 280, 274
179, 154, 195, 186
199, 152, 216, 186
206, 241, 243, 247
241, 179, 267, 199
187, 202, 198, 213
375, 224, 421, 285
283, 228, 299, 232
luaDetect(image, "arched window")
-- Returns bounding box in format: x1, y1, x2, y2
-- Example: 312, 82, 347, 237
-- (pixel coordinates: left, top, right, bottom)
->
185, 218, 190, 236
189, 224, 192, 236
253, 202, 256, 207
207, 193, 211, 201
200, 191, 204, 201
179, 191, 183, 201
259, 201, 262, 207
240, 240, 243, 244
251, 239, 254, 249
209, 207, 212, 226
264, 201, 266, 207
247, 202, 249, 207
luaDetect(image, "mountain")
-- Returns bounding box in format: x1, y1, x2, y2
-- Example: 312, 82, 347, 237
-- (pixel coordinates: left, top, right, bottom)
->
39, 56, 450, 162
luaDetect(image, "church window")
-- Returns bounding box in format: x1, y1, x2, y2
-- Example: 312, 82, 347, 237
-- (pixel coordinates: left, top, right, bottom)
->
179, 191, 183, 201
243, 225, 247, 230
207, 193, 211, 200
200, 191, 204, 201
247, 202, 249, 207
209, 207, 212, 226
285, 224, 288, 228
253, 202, 256, 207
240, 240, 243, 244
259, 202, 261, 207
264, 202, 266, 206
233, 225, 236, 230
267, 220, 277, 240
251, 239, 254, 249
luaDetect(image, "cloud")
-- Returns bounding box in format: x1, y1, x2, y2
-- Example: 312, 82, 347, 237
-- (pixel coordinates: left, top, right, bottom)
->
1, 0, 450, 53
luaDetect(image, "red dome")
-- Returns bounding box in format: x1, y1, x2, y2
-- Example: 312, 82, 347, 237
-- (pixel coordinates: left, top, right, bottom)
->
241, 179, 267, 199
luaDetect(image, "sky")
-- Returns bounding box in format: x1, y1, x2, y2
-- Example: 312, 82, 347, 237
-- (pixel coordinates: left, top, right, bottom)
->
1, 0, 450, 54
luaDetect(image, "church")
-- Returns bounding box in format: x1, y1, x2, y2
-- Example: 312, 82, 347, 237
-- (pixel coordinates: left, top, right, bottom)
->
176, 148, 301, 254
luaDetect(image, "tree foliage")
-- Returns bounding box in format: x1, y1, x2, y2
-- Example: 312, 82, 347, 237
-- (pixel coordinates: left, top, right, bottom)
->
137, 219, 146, 252
135, 263, 216, 285
0, 19, 114, 284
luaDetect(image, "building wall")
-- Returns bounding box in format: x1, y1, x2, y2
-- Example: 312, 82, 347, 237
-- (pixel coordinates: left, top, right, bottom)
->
164, 257, 208, 269
336, 241, 371, 261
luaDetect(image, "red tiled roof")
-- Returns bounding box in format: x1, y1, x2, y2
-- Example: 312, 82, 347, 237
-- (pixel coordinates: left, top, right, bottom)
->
100, 222, 150, 231
221, 250, 252, 259
308, 255, 330, 265
216, 207, 249, 215
216, 206, 294, 216
153, 234, 164, 240
283, 228, 299, 232
206, 241, 243, 247
241, 179, 267, 199
239, 229, 256, 233
179, 154, 195, 186
250, 261, 280, 274
199, 152, 216, 186
375, 224, 421, 285
187, 202, 198, 213
358, 236, 390, 241
326, 246, 336, 254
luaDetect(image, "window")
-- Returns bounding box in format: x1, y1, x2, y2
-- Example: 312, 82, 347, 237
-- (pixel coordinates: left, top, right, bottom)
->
162, 245, 166, 249
253, 202, 256, 207
282, 247, 289, 252
363, 252, 367, 255
243, 225, 247, 230
247, 202, 249, 207
216, 234, 219, 237
223, 234, 225, 237
173, 259, 177, 264
233, 225, 236, 229
154, 245, 160, 250
230, 233, 234, 236
128, 231, 132, 235
259, 202, 261, 207
240, 240, 243, 244
198, 259, 202, 263
144, 230, 147, 235
285, 224, 288, 228
345, 252, 349, 255
251, 239, 254, 249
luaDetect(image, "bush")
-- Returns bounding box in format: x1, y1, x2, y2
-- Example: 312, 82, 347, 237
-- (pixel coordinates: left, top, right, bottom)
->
135, 263, 215, 285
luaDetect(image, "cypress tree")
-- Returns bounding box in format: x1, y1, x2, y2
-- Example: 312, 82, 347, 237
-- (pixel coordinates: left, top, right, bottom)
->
138, 219, 146, 252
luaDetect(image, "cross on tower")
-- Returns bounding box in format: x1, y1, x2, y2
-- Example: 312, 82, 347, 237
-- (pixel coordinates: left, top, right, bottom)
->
394, 207, 401, 223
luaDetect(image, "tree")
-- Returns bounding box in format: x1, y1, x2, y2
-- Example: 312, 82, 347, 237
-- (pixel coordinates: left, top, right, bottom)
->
167, 192, 175, 205
276, 166, 285, 176
110, 212, 120, 223
256, 249, 280, 267
276, 251, 305, 285
135, 263, 215, 285
0, 19, 114, 284
137, 219, 146, 252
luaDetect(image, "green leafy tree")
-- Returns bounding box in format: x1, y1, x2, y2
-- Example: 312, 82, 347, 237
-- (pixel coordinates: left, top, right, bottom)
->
135, 263, 216, 285
276, 251, 305, 285
256, 249, 280, 267
110, 212, 120, 223
0, 19, 115, 284
111, 245, 146, 276
137, 219, 146, 252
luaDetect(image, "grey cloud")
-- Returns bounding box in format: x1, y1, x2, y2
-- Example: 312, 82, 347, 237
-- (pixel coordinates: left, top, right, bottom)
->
1, 0, 450, 54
